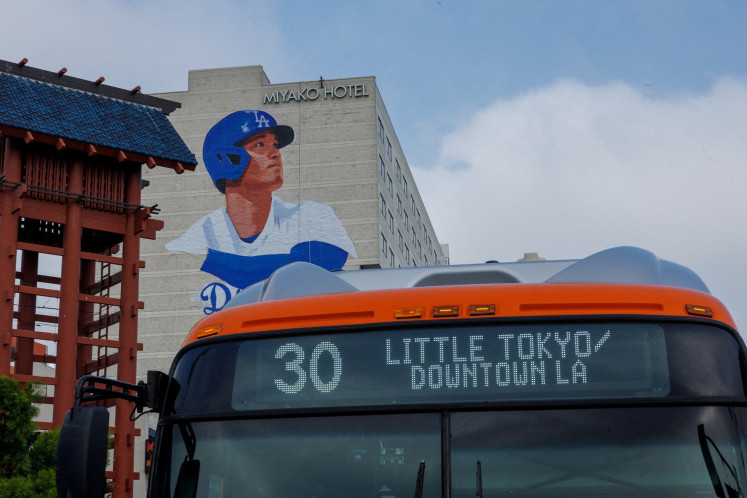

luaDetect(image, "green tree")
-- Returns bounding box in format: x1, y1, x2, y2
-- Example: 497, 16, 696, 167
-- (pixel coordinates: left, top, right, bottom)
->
29, 427, 60, 475
0, 376, 41, 478
0, 377, 58, 497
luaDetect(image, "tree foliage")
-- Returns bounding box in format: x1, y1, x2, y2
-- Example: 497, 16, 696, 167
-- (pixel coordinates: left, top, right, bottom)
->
0, 377, 58, 497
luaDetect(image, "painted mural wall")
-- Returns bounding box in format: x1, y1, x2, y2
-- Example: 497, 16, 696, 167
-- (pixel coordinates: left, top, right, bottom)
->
165, 110, 357, 313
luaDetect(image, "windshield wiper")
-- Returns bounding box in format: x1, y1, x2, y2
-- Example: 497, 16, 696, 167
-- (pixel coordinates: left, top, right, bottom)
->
174, 422, 200, 498
476, 460, 483, 498
698, 424, 743, 498
414, 460, 426, 498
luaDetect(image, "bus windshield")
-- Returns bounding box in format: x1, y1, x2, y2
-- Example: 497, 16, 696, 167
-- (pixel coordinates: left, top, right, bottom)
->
151, 320, 747, 497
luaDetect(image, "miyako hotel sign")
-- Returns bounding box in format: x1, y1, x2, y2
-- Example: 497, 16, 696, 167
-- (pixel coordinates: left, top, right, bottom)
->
264, 83, 369, 104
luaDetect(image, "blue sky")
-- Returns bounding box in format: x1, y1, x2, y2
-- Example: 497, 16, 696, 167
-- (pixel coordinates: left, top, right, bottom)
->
2, 0, 747, 328
270, 0, 747, 166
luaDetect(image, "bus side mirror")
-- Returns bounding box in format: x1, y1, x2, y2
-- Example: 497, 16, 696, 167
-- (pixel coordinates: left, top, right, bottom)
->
146, 370, 169, 412
56, 406, 110, 498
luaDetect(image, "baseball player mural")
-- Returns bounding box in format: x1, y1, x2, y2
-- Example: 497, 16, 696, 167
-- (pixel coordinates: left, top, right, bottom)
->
166, 110, 357, 309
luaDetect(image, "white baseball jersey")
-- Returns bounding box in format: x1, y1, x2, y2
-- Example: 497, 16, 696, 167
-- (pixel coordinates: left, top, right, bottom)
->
166, 196, 357, 258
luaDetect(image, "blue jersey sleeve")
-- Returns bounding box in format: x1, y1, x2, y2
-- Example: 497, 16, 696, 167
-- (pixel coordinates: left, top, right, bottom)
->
200, 241, 349, 289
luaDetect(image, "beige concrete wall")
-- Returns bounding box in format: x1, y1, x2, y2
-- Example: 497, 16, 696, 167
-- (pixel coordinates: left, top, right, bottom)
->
142, 68, 381, 334
133, 65, 446, 496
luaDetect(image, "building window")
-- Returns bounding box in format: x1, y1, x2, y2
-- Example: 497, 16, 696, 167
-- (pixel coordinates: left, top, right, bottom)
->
405, 245, 410, 265
398, 231, 403, 250
403, 178, 408, 197
387, 138, 392, 160
418, 241, 422, 257
381, 232, 388, 255
416, 209, 421, 226
410, 195, 415, 212
379, 155, 386, 177
428, 236, 432, 253
411, 228, 417, 245
389, 249, 395, 267
380, 194, 386, 215
378, 117, 385, 142
388, 211, 394, 232
387, 174, 393, 195
424, 256, 429, 267
404, 212, 408, 229
396, 160, 401, 181
396, 195, 402, 216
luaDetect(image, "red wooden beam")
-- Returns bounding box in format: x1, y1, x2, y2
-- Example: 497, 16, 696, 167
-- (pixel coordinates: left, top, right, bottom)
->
33, 354, 56, 364
12, 327, 57, 342
11, 373, 57, 385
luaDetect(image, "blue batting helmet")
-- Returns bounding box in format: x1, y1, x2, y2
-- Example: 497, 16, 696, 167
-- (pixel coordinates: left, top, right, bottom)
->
202, 110, 294, 193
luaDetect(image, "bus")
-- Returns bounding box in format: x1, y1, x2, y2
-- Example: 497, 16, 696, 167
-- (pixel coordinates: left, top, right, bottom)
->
57, 246, 747, 497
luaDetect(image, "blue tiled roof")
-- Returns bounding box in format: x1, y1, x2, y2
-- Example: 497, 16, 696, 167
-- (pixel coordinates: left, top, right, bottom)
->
0, 72, 196, 165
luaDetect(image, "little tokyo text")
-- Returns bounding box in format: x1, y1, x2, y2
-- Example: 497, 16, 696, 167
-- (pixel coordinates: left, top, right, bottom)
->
386, 331, 610, 389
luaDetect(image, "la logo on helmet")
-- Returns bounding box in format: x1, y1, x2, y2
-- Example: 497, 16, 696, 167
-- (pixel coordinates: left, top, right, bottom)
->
253, 111, 271, 128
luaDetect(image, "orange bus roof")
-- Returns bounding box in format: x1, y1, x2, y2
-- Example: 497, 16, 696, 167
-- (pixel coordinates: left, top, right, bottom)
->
185, 282, 735, 345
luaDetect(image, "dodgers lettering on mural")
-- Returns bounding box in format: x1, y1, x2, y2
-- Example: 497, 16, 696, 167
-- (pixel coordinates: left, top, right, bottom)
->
165, 110, 357, 312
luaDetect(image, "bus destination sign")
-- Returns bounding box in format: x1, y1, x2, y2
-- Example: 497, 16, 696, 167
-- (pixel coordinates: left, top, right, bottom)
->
232, 323, 670, 411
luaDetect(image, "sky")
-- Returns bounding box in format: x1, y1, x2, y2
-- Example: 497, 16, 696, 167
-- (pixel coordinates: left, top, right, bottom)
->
2, 0, 747, 328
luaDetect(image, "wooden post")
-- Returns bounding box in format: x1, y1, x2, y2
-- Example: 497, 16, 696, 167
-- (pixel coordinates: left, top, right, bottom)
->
112, 164, 142, 498
78, 259, 96, 378
53, 158, 83, 425
0, 137, 22, 376
15, 250, 39, 375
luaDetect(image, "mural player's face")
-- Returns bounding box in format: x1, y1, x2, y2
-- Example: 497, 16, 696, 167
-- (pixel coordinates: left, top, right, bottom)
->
231, 132, 283, 193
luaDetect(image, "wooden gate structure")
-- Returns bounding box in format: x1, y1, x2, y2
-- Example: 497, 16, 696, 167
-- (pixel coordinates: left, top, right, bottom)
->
0, 59, 196, 496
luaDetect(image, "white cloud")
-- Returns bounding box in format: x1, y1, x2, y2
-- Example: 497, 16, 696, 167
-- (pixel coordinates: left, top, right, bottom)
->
0, 0, 287, 92
415, 78, 747, 329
